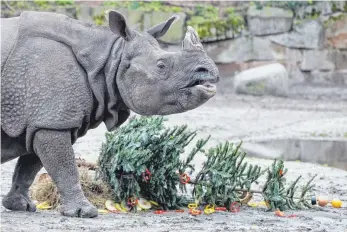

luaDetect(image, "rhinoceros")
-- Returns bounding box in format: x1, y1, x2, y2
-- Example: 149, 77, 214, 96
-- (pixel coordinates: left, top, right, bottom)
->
1, 10, 219, 218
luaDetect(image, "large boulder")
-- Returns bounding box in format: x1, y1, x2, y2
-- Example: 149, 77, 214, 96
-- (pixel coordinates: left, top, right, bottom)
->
233, 63, 289, 97
247, 6, 293, 36
270, 20, 324, 49
204, 36, 274, 64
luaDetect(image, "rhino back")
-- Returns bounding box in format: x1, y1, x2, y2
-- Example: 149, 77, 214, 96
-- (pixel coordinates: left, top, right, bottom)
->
1, 17, 19, 71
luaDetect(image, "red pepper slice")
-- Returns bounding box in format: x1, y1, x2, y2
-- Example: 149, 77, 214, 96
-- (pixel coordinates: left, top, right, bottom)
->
279, 169, 283, 176
154, 210, 165, 214
215, 207, 227, 211
142, 168, 152, 182
179, 173, 190, 184
229, 202, 241, 213
109, 209, 121, 213
190, 209, 202, 215
127, 197, 138, 207
175, 209, 185, 213
287, 214, 297, 218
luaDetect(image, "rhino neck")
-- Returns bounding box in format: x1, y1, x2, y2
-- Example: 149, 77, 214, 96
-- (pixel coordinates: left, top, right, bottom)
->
100, 37, 130, 131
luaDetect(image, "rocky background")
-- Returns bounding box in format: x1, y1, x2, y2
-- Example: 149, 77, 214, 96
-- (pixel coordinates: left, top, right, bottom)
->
2, 0, 347, 98
1, 3, 347, 230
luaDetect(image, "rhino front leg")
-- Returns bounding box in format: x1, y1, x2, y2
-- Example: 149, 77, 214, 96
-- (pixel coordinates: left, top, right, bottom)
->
2, 153, 43, 212
33, 129, 98, 218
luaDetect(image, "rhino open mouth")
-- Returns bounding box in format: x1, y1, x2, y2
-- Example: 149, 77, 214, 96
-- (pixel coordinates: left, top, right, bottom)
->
189, 79, 215, 89
187, 76, 218, 94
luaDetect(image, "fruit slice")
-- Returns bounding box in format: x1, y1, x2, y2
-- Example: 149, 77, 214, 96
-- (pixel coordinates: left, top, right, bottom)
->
331, 199, 343, 208
113, 203, 128, 212
105, 200, 118, 212
149, 200, 160, 207
98, 209, 109, 214
275, 209, 285, 217
120, 201, 131, 212
138, 198, 151, 210
36, 201, 52, 210
317, 197, 328, 207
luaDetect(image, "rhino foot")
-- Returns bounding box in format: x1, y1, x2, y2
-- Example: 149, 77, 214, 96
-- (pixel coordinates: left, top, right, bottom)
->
60, 200, 98, 218
2, 192, 36, 212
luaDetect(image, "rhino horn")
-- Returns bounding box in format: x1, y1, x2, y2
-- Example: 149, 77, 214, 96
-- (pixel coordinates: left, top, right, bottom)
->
182, 26, 203, 51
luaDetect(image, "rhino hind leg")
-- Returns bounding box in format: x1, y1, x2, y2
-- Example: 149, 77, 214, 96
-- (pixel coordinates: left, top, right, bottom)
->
2, 153, 43, 212
33, 129, 98, 218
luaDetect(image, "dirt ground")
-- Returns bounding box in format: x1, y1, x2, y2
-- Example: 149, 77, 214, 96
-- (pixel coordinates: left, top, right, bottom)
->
1, 88, 347, 232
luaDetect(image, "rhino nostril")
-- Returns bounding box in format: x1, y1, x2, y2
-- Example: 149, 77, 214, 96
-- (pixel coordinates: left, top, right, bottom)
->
195, 67, 209, 73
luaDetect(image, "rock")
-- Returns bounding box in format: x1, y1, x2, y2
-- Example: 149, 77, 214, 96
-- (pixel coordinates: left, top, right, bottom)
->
233, 63, 289, 97
327, 32, 347, 50
325, 14, 347, 49
55, 7, 77, 19
204, 36, 274, 64
77, 5, 94, 24
115, 8, 144, 30
144, 12, 186, 44
329, 50, 347, 70
270, 43, 302, 65
300, 50, 335, 71
254, 139, 347, 170
241, 143, 284, 159
296, 2, 333, 19
330, 1, 347, 12
236, 61, 278, 73
332, 70, 347, 85
288, 68, 305, 85
247, 6, 293, 36
269, 43, 304, 84
197, 25, 237, 43
304, 70, 334, 85
270, 20, 324, 49
314, 1, 333, 16
303, 70, 347, 86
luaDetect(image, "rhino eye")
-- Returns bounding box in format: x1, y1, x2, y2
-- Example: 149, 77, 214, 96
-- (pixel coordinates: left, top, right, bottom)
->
157, 61, 166, 69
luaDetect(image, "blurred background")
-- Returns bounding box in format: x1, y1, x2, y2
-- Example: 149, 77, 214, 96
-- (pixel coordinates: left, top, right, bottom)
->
1, 1, 347, 170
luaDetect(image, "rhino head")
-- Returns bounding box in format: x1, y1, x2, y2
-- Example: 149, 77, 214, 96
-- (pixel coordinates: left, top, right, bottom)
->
108, 11, 219, 116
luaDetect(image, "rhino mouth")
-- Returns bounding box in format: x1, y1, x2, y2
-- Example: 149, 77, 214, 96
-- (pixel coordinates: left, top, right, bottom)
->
189, 80, 216, 91
187, 74, 219, 94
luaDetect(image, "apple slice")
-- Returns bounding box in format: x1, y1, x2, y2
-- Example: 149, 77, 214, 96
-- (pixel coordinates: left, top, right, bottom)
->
138, 198, 151, 210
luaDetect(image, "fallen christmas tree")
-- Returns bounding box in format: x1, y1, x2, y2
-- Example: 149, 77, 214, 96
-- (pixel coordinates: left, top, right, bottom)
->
96, 116, 319, 212
32, 116, 343, 213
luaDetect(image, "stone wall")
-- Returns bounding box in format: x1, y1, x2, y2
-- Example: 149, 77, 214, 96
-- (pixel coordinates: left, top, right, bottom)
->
2, 1, 347, 88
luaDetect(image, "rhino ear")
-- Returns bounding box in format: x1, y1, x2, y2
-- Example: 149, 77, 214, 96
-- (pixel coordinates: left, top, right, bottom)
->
108, 10, 135, 41
146, 15, 179, 39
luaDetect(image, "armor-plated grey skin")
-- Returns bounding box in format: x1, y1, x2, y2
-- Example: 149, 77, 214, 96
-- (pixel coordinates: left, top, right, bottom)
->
1, 10, 219, 218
